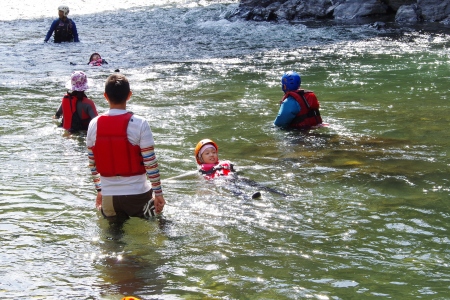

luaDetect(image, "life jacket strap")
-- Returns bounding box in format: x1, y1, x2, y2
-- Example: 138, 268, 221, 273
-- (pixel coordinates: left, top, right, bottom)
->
199, 164, 234, 175
199, 166, 223, 175
293, 91, 322, 125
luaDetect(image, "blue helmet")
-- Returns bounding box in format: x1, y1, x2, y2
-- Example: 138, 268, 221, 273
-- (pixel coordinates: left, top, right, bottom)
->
281, 71, 301, 92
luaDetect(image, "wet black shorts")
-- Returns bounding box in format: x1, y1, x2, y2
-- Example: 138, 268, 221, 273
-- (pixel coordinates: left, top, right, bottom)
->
101, 189, 155, 219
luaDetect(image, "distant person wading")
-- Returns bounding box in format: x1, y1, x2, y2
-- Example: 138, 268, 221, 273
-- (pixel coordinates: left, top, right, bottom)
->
44, 5, 79, 43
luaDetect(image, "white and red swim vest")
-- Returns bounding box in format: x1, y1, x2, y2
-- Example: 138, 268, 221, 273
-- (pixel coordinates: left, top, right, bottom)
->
92, 113, 146, 177
199, 161, 234, 180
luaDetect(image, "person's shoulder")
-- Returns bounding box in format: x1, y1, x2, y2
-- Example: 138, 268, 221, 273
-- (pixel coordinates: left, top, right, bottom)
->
302, 89, 316, 95
129, 112, 145, 120
129, 113, 149, 125
285, 94, 298, 101
83, 97, 96, 104
303, 90, 318, 100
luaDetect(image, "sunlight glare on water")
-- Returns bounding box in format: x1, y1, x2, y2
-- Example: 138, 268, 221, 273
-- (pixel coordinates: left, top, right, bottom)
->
0, 0, 449, 298
0, 0, 234, 20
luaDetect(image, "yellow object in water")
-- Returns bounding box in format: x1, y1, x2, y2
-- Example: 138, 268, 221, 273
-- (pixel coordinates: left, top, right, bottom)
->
343, 160, 362, 166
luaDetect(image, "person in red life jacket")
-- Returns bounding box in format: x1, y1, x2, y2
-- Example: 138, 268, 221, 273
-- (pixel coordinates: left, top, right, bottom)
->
44, 5, 79, 43
53, 71, 98, 133
193, 139, 290, 199
88, 53, 108, 66
194, 139, 235, 180
86, 73, 165, 221
274, 71, 323, 130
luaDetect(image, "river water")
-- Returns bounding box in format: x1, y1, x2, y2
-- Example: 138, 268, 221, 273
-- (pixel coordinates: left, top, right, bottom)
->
0, 0, 449, 299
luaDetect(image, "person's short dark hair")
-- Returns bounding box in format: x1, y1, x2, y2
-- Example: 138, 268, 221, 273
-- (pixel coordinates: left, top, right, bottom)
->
89, 52, 101, 62
105, 74, 130, 104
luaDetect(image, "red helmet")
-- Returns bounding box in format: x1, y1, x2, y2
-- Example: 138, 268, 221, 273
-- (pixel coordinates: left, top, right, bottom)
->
194, 139, 218, 164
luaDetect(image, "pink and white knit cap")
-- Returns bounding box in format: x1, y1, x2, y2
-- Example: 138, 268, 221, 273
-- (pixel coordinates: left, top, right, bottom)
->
65, 71, 91, 91
198, 144, 216, 157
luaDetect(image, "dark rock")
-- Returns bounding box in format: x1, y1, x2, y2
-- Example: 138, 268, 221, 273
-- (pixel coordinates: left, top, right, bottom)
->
369, 21, 387, 29
386, 0, 417, 11
230, 0, 450, 25
333, 0, 388, 19
395, 4, 422, 23
418, 0, 450, 22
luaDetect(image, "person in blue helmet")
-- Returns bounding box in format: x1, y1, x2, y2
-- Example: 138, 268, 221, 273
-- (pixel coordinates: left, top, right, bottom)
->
44, 5, 79, 43
274, 71, 323, 130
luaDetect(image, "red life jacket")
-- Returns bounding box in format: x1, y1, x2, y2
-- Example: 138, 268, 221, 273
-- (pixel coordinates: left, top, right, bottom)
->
92, 112, 146, 177
61, 95, 95, 131
282, 90, 322, 129
199, 161, 234, 180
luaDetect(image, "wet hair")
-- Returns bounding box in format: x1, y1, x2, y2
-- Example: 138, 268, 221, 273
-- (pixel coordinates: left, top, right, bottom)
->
88, 53, 101, 63
104, 74, 130, 104
67, 90, 86, 102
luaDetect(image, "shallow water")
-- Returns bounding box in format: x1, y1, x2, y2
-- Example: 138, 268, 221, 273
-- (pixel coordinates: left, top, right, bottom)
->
0, 0, 449, 299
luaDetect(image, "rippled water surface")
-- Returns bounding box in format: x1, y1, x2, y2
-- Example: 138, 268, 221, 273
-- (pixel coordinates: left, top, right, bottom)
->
0, 0, 449, 299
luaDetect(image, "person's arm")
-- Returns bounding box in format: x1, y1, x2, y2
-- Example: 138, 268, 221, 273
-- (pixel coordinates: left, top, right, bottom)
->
141, 145, 165, 213
83, 100, 98, 119
86, 122, 102, 209
139, 120, 165, 213
44, 20, 58, 42
53, 103, 63, 119
71, 20, 79, 42
273, 97, 301, 128
87, 145, 102, 208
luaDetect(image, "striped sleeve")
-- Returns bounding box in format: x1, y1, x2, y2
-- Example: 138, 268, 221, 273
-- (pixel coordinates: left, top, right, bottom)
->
141, 146, 163, 195
87, 146, 101, 190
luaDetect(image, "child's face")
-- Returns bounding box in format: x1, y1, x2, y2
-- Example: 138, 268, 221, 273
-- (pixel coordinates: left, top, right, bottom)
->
91, 54, 100, 61
201, 148, 218, 164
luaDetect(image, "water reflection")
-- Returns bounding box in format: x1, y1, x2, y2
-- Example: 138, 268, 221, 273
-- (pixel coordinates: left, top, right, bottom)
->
93, 217, 172, 298
1, 0, 450, 298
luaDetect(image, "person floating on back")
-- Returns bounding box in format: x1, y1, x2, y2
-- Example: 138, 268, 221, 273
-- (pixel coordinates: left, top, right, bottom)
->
53, 71, 98, 133
88, 53, 108, 66
194, 139, 289, 199
44, 5, 79, 43
86, 73, 166, 221
273, 71, 323, 130
194, 139, 235, 180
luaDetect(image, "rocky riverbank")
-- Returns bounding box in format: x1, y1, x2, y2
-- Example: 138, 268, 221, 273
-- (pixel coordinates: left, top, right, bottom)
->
229, 0, 450, 25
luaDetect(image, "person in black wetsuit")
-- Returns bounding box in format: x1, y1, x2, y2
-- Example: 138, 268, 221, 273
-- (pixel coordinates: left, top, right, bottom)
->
44, 5, 79, 43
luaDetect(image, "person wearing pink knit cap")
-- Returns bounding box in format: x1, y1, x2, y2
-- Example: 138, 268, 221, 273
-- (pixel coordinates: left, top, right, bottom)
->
53, 71, 98, 132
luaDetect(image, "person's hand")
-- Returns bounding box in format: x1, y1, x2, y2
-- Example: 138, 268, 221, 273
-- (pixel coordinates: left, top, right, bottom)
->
95, 191, 102, 210
153, 195, 165, 214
